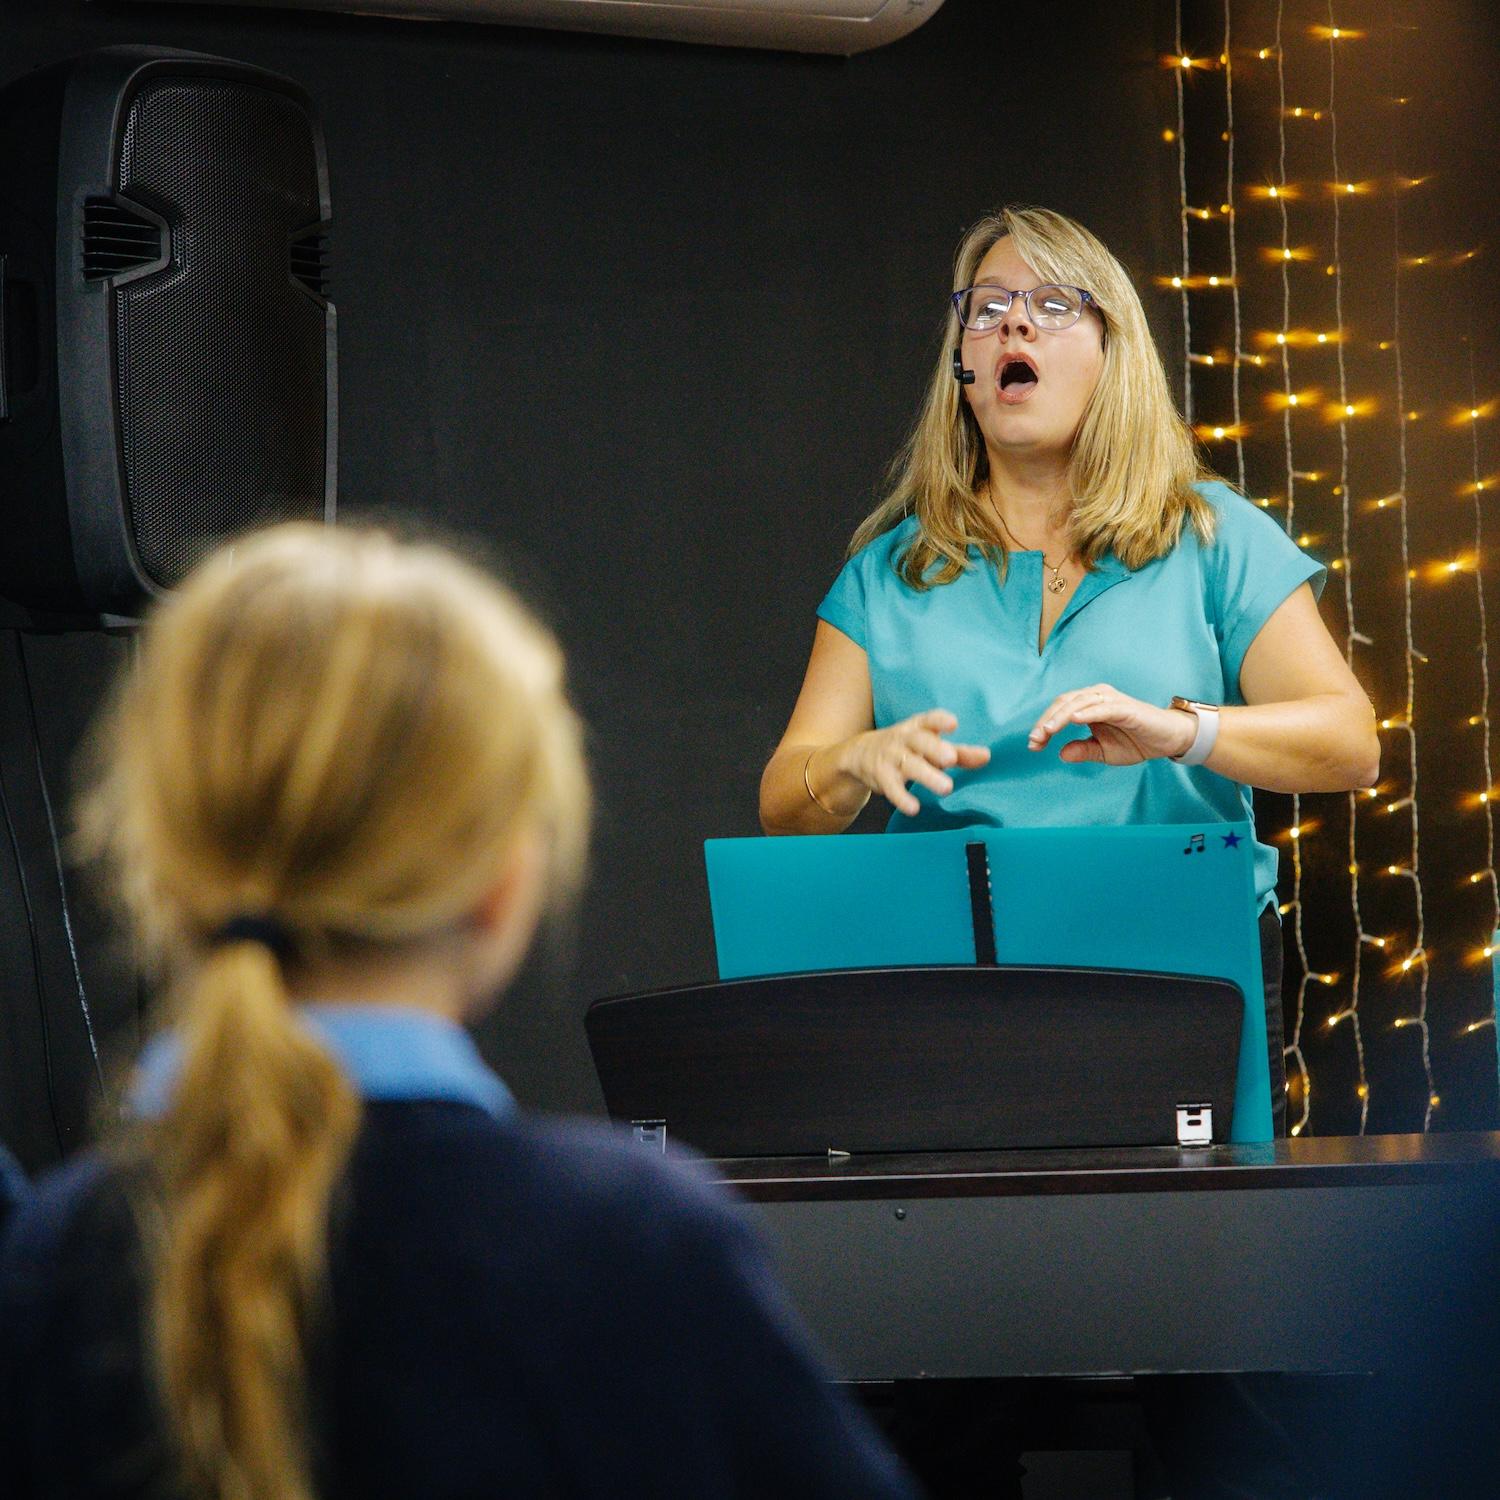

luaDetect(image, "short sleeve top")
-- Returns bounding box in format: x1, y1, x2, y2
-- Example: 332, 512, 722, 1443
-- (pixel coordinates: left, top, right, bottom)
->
817, 480, 1326, 911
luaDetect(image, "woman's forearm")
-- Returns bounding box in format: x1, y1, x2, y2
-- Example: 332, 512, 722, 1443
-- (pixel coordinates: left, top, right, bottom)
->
759, 740, 871, 835
1200, 694, 1379, 793
764, 694, 1375, 833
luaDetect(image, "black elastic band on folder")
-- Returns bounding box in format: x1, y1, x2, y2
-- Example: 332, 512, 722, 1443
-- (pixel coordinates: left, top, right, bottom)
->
965, 842, 997, 966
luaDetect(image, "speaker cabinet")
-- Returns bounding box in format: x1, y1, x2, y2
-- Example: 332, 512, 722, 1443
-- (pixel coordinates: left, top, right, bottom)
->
0, 47, 336, 617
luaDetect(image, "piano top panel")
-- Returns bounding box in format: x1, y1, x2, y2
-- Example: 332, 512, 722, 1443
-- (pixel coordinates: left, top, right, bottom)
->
713, 1130, 1500, 1202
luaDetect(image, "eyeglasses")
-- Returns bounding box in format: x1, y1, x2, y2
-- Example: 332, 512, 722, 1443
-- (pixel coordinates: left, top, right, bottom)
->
951, 283, 1096, 333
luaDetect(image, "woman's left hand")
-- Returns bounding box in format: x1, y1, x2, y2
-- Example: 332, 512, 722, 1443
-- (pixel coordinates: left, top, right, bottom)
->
1027, 684, 1195, 765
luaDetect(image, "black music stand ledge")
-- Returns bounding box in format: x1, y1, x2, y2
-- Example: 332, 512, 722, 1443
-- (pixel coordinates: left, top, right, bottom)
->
585, 962, 1243, 1158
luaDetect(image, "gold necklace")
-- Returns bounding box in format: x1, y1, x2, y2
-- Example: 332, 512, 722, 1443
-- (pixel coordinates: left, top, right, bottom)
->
993, 510, 1069, 594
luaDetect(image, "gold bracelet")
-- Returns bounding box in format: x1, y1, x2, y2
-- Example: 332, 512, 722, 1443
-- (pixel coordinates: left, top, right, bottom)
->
802, 748, 840, 817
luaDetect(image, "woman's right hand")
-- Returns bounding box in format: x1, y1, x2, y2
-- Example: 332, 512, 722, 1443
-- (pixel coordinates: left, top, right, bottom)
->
761, 625, 990, 835
839, 709, 991, 817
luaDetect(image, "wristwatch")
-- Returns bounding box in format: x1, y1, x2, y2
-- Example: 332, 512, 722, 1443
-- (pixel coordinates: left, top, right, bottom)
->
1169, 696, 1221, 766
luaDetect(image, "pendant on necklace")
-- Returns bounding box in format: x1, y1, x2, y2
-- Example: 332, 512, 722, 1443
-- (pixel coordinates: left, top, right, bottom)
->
1047, 575, 1066, 594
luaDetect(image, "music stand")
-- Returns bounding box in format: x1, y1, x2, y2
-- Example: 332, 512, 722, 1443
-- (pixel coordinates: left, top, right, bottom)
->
586, 961, 1243, 1157
703, 822, 1270, 1141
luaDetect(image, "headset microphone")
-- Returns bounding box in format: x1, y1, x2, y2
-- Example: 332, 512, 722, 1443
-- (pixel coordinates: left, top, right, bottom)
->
951, 349, 975, 385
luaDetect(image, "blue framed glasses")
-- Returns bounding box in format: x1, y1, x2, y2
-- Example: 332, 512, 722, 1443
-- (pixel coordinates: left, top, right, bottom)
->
952, 283, 1096, 332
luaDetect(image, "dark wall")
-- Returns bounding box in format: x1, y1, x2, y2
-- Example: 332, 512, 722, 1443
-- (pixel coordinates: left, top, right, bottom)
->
0, 0, 1178, 1169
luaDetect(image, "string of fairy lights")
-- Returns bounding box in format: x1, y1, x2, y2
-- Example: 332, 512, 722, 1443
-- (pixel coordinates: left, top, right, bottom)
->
1317, 5, 1377, 1131
1163, 2, 1499, 1133
1223, 0, 1248, 492
1276, 0, 1356, 1136
1174, 0, 1195, 429
1376, 6, 1437, 1129
1464, 258, 1500, 1039
1267, 3, 1312, 1134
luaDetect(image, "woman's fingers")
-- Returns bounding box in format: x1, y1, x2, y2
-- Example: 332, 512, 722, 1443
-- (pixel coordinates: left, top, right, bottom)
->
912, 708, 959, 735
865, 710, 990, 811
1036, 689, 1154, 766
1058, 735, 1105, 764
905, 758, 955, 797
879, 764, 923, 816
1029, 693, 1076, 744
908, 728, 958, 769
1029, 685, 1115, 747
906, 714, 990, 768
1025, 683, 1171, 766
889, 739, 953, 797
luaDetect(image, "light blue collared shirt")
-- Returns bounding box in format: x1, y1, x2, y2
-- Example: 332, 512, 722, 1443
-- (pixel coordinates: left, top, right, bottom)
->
131, 1004, 515, 1120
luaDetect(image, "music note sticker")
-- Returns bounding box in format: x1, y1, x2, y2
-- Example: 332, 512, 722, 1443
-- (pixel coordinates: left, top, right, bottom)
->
1183, 832, 1206, 854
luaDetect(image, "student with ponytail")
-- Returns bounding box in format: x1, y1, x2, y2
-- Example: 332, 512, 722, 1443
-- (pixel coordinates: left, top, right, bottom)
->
0, 525, 915, 1500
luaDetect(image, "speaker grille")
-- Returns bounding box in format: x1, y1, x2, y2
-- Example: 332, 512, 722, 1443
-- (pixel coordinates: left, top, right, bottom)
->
113, 78, 329, 589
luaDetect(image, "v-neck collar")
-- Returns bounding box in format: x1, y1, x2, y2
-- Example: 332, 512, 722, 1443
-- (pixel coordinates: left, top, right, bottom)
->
1000, 549, 1132, 655
1048, 553, 1131, 645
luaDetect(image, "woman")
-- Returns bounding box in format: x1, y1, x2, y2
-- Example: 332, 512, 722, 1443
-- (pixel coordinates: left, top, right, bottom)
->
760, 205, 1379, 1136
0, 526, 915, 1500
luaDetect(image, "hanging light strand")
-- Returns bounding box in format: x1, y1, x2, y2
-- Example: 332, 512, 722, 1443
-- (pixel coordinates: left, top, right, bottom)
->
1224, 0, 1247, 490
1323, 1, 1372, 1130
1379, 4, 1436, 1126
1464, 256, 1500, 1037
1273, 0, 1316, 1136
1175, 0, 1195, 426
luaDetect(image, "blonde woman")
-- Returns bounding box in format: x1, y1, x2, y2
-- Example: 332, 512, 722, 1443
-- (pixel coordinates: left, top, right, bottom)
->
760, 205, 1378, 1137
0, 527, 915, 1500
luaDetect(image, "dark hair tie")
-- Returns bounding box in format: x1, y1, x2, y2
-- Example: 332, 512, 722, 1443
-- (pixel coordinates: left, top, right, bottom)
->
211, 915, 295, 962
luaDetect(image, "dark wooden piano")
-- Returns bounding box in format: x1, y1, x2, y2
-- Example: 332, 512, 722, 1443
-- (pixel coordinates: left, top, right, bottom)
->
588, 970, 1500, 1489
716, 1132, 1500, 1381
719, 1135, 1500, 1494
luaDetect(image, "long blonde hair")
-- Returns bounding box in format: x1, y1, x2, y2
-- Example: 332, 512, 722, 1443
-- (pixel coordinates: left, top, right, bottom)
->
80, 524, 590, 1500
850, 204, 1218, 586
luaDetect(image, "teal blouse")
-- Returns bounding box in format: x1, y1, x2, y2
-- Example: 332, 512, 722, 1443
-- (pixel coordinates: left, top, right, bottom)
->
817, 480, 1326, 911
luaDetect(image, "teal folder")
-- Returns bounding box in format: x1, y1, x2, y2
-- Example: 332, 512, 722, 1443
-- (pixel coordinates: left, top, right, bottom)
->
703, 823, 1271, 1143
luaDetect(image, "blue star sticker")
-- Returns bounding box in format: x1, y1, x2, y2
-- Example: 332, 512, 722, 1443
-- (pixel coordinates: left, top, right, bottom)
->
1221, 831, 1242, 849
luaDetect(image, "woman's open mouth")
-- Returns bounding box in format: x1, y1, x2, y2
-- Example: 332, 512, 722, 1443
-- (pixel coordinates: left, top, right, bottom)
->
996, 355, 1039, 405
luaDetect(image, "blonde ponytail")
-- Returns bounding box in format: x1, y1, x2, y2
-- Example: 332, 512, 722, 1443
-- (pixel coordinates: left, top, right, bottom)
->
150, 941, 359, 1500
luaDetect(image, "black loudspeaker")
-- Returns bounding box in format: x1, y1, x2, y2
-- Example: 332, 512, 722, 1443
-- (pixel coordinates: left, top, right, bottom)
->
0, 47, 335, 617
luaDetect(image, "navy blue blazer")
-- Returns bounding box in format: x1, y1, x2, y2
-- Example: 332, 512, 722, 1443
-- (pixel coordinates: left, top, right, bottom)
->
0, 1097, 918, 1498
